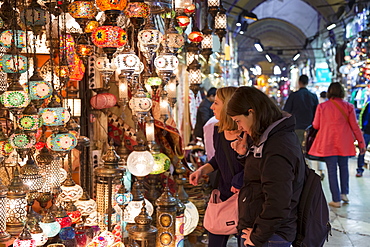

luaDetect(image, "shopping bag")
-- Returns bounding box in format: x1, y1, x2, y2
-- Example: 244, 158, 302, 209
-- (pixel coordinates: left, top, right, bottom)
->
204, 189, 238, 235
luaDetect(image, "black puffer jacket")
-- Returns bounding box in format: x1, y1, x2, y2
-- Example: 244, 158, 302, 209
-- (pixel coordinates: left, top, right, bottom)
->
238, 115, 306, 247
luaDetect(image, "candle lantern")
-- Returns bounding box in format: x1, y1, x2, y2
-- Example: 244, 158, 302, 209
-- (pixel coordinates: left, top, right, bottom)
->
6, 168, 28, 236
0, 178, 10, 242
124, 1, 150, 29
155, 186, 177, 247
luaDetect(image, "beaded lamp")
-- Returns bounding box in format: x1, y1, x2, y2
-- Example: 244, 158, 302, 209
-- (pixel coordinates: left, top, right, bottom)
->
124, 1, 150, 29
0, 30, 26, 49
20, 0, 47, 35
13, 227, 36, 247
39, 212, 61, 238
129, 85, 153, 119
138, 17, 163, 63
18, 103, 41, 133
2, 74, 30, 113
6, 168, 29, 236
0, 178, 10, 242
39, 94, 71, 127
28, 71, 53, 101
91, 26, 127, 61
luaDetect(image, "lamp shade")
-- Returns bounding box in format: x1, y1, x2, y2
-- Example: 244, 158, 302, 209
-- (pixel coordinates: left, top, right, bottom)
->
124, 2, 150, 18
114, 52, 141, 72
0, 54, 28, 73
9, 132, 36, 149
59, 183, 84, 202
123, 198, 154, 223
96, 0, 127, 12
20, 159, 44, 192
188, 31, 203, 43
28, 80, 53, 100
90, 93, 117, 110
2, 89, 30, 108
68, 0, 97, 19
154, 53, 179, 72
176, 16, 190, 29
0, 30, 26, 48
126, 150, 154, 177
91, 26, 127, 48
40, 107, 71, 126
75, 198, 97, 216
20, 0, 47, 27
46, 132, 77, 152
150, 153, 171, 174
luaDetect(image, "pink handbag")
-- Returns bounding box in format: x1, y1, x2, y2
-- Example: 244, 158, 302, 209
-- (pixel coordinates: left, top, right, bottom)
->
204, 189, 239, 235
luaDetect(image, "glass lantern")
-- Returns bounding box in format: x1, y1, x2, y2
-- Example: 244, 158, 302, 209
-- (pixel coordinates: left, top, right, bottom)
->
208, 0, 220, 17
29, 221, 48, 247
0, 178, 10, 242
20, 0, 47, 29
124, 2, 150, 18
68, 0, 97, 20
214, 4, 227, 43
39, 212, 61, 238
123, 198, 154, 224
46, 131, 77, 152
154, 52, 179, 83
75, 34, 94, 61
91, 26, 127, 60
0, 30, 26, 49
13, 228, 37, 247
129, 86, 153, 117
162, 24, 184, 54
138, 18, 163, 62
114, 50, 141, 74
126, 150, 154, 177
58, 183, 84, 203
18, 103, 41, 132
188, 31, 204, 43
28, 73, 53, 101
9, 130, 36, 150
20, 159, 44, 193
95, 54, 117, 87
145, 115, 155, 145
65, 201, 82, 225
96, 0, 127, 12
55, 208, 73, 228
39, 106, 71, 127
75, 192, 97, 217
0, 54, 28, 74
150, 153, 171, 174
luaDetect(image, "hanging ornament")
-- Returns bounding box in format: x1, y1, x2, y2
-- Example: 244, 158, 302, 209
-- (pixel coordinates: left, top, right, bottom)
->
124, 1, 150, 29
95, 54, 118, 87
2, 74, 30, 114
39, 94, 71, 127
201, 19, 213, 63
138, 17, 163, 63
207, 0, 220, 18
154, 50, 179, 84
46, 127, 78, 152
188, 31, 204, 43
161, 22, 185, 54
187, 58, 202, 96
176, 15, 190, 30
129, 85, 153, 118
68, 0, 97, 30
214, 3, 227, 45
20, 0, 47, 35
0, 30, 26, 49
0, 54, 28, 74
18, 103, 41, 132
28, 71, 53, 101
75, 34, 94, 62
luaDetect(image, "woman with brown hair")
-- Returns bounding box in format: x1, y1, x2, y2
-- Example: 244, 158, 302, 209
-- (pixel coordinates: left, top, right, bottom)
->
227, 86, 306, 247
189, 86, 244, 247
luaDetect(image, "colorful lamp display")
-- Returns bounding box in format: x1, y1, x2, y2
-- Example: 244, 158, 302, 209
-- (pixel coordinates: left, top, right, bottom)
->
28, 78, 53, 100
9, 131, 36, 149
124, 2, 150, 18
46, 132, 77, 152
0, 30, 26, 49
96, 0, 127, 12
150, 153, 171, 174
39, 212, 61, 238
0, 54, 28, 74
68, 0, 97, 19
91, 26, 127, 60
127, 150, 154, 177
40, 107, 71, 126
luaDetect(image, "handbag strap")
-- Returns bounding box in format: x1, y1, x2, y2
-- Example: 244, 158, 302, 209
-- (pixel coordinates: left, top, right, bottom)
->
330, 99, 349, 122
221, 134, 235, 176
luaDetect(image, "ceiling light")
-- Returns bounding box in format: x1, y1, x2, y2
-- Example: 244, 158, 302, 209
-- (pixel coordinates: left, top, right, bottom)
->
239, 31, 244, 34
254, 40, 263, 52
292, 52, 301, 61
236, 22, 241, 27
326, 23, 336, 31
265, 54, 272, 63
242, 10, 258, 21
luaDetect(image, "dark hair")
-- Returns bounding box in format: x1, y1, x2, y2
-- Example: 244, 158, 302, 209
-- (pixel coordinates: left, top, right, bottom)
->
207, 87, 217, 97
226, 86, 283, 144
320, 91, 327, 98
216, 87, 238, 132
299, 75, 309, 85
326, 82, 345, 99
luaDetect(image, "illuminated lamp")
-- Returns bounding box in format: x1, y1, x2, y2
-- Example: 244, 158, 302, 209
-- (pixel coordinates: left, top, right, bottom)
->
28, 71, 53, 101
13, 227, 36, 247
161, 22, 184, 54
96, 0, 127, 16
167, 74, 177, 107
188, 31, 203, 43
18, 103, 41, 132
214, 3, 227, 44
207, 0, 220, 18
85, 19, 99, 33
184, 4, 196, 16
176, 15, 190, 30
68, 0, 97, 30
20, 159, 44, 199
129, 86, 153, 117
59, 227, 76, 241
126, 140, 154, 178
75, 34, 94, 62
0, 54, 28, 74
46, 127, 78, 152
150, 153, 171, 175
90, 93, 117, 110
95, 55, 118, 87
28, 221, 48, 246
9, 129, 36, 150
20, 0, 47, 35
0, 178, 10, 242
55, 207, 73, 228
39, 212, 61, 238
160, 90, 170, 123
201, 22, 213, 63
145, 114, 155, 148
183, 201, 199, 235
154, 51, 179, 84
91, 26, 127, 61
138, 17, 163, 62
6, 168, 28, 236
39, 94, 71, 126
0, 30, 26, 49
187, 58, 202, 96
124, 1, 150, 29
75, 191, 97, 219
2, 74, 30, 114
65, 201, 82, 224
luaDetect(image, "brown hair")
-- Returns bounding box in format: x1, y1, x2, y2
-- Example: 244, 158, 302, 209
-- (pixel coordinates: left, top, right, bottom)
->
216, 87, 238, 132
226, 86, 282, 144
326, 82, 345, 99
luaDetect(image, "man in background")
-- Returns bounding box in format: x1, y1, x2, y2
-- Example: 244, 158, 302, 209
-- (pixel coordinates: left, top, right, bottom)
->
283, 75, 319, 144
193, 87, 217, 140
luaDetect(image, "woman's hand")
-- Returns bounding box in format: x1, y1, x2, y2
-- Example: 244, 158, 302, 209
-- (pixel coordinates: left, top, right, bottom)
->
189, 169, 203, 186
241, 228, 254, 246
231, 186, 240, 194
231, 132, 248, 155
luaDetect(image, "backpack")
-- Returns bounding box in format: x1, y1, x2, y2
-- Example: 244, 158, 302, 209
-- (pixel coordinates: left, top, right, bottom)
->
292, 166, 331, 247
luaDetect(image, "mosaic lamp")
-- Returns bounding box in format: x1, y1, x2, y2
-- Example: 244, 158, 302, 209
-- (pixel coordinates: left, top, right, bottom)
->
74, 191, 97, 219
39, 212, 61, 238
2, 74, 30, 113
39, 94, 71, 127
17, 103, 42, 133
187, 58, 202, 96
46, 127, 78, 152
0, 129, 13, 158
0, 53, 28, 74
124, 0, 150, 29
54, 207, 73, 229
28, 70, 53, 102
20, 0, 47, 35
176, 15, 190, 30
13, 226, 36, 247
94, 54, 118, 87
6, 168, 29, 236
138, 17, 163, 63
68, 0, 97, 30
0, 178, 11, 242
9, 129, 36, 159
65, 201, 82, 225
0, 30, 26, 49
201, 21, 213, 63
28, 221, 48, 246
161, 22, 185, 54
129, 85, 153, 118
75, 34, 94, 62
154, 49, 179, 84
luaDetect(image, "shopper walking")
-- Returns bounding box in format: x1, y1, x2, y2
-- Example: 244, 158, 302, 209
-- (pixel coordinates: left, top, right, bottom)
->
308, 82, 366, 208
189, 87, 244, 247
227, 86, 306, 247
356, 101, 370, 177
193, 87, 217, 139
283, 75, 318, 144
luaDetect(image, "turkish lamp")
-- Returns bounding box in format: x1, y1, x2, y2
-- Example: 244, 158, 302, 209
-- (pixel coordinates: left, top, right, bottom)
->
187, 58, 202, 96
0, 178, 11, 242
0, 30, 27, 49
28, 70, 53, 102
20, 159, 44, 202
201, 23, 213, 63
96, 0, 127, 21
138, 17, 163, 63
154, 50, 179, 84
85, 19, 99, 33
74, 191, 97, 218
13, 226, 36, 247
0, 53, 30, 73
58, 179, 84, 204
176, 15, 190, 30
115, 184, 132, 207
28, 221, 48, 246
128, 85, 153, 118
151, 153, 171, 175
18, 103, 41, 133
68, 0, 97, 30
161, 23, 185, 54
95, 54, 118, 87
65, 201, 82, 225
145, 114, 155, 147
76, 34, 94, 62
39, 94, 71, 127
188, 31, 204, 43
167, 75, 177, 107
133, 61, 144, 77
126, 141, 154, 178
124, 1, 150, 29
2, 74, 30, 114
39, 212, 61, 237
160, 90, 170, 123
6, 168, 29, 236
145, 74, 162, 96
118, 73, 129, 104
9, 129, 36, 159
20, 0, 47, 36
46, 127, 78, 152
208, 0, 220, 18
54, 207, 73, 228
114, 47, 141, 75
214, 3, 227, 45
0, 129, 13, 159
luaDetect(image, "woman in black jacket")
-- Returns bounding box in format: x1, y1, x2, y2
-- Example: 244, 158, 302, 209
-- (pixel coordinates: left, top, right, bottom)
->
226, 86, 306, 247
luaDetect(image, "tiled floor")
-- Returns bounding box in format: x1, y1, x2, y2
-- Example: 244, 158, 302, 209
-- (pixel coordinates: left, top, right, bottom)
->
192, 157, 370, 246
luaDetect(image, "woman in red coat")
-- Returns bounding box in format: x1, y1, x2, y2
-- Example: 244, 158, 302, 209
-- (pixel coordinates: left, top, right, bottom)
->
308, 82, 366, 208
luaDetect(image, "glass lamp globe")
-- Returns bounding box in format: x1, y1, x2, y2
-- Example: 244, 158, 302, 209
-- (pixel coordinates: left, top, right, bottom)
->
55, 208, 73, 228
123, 198, 154, 223
114, 50, 141, 73
39, 105, 71, 127
124, 2, 150, 18
20, 0, 47, 28
9, 130, 36, 150
84, 211, 99, 227
176, 16, 190, 30
0, 54, 28, 74
91, 26, 127, 60
20, 159, 44, 192
59, 227, 76, 241
183, 201, 199, 236
58, 183, 84, 203
150, 153, 171, 175
46, 131, 77, 152
0, 30, 26, 49
39, 213, 61, 238
188, 31, 204, 43
126, 150, 154, 177
30, 232, 48, 247
138, 18, 163, 57
96, 0, 127, 12
162, 25, 184, 54
13, 238, 36, 247
154, 53, 179, 74
128, 87, 153, 116
18, 104, 41, 132
75, 197, 97, 217
68, 0, 97, 20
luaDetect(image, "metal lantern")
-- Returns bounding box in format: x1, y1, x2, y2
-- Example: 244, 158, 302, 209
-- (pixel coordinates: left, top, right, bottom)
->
150, 153, 171, 175
208, 0, 220, 18
154, 52, 179, 83
187, 58, 202, 96
20, 159, 44, 195
138, 18, 163, 62
124, 1, 150, 29
0, 178, 10, 242
75, 34, 95, 61
6, 168, 28, 236
39, 212, 61, 238
95, 55, 118, 87
28, 72, 53, 101
129, 86, 153, 117
0, 30, 26, 49
91, 26, 127, 60
201, 22, 213, 63
214, 3, 227, 44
